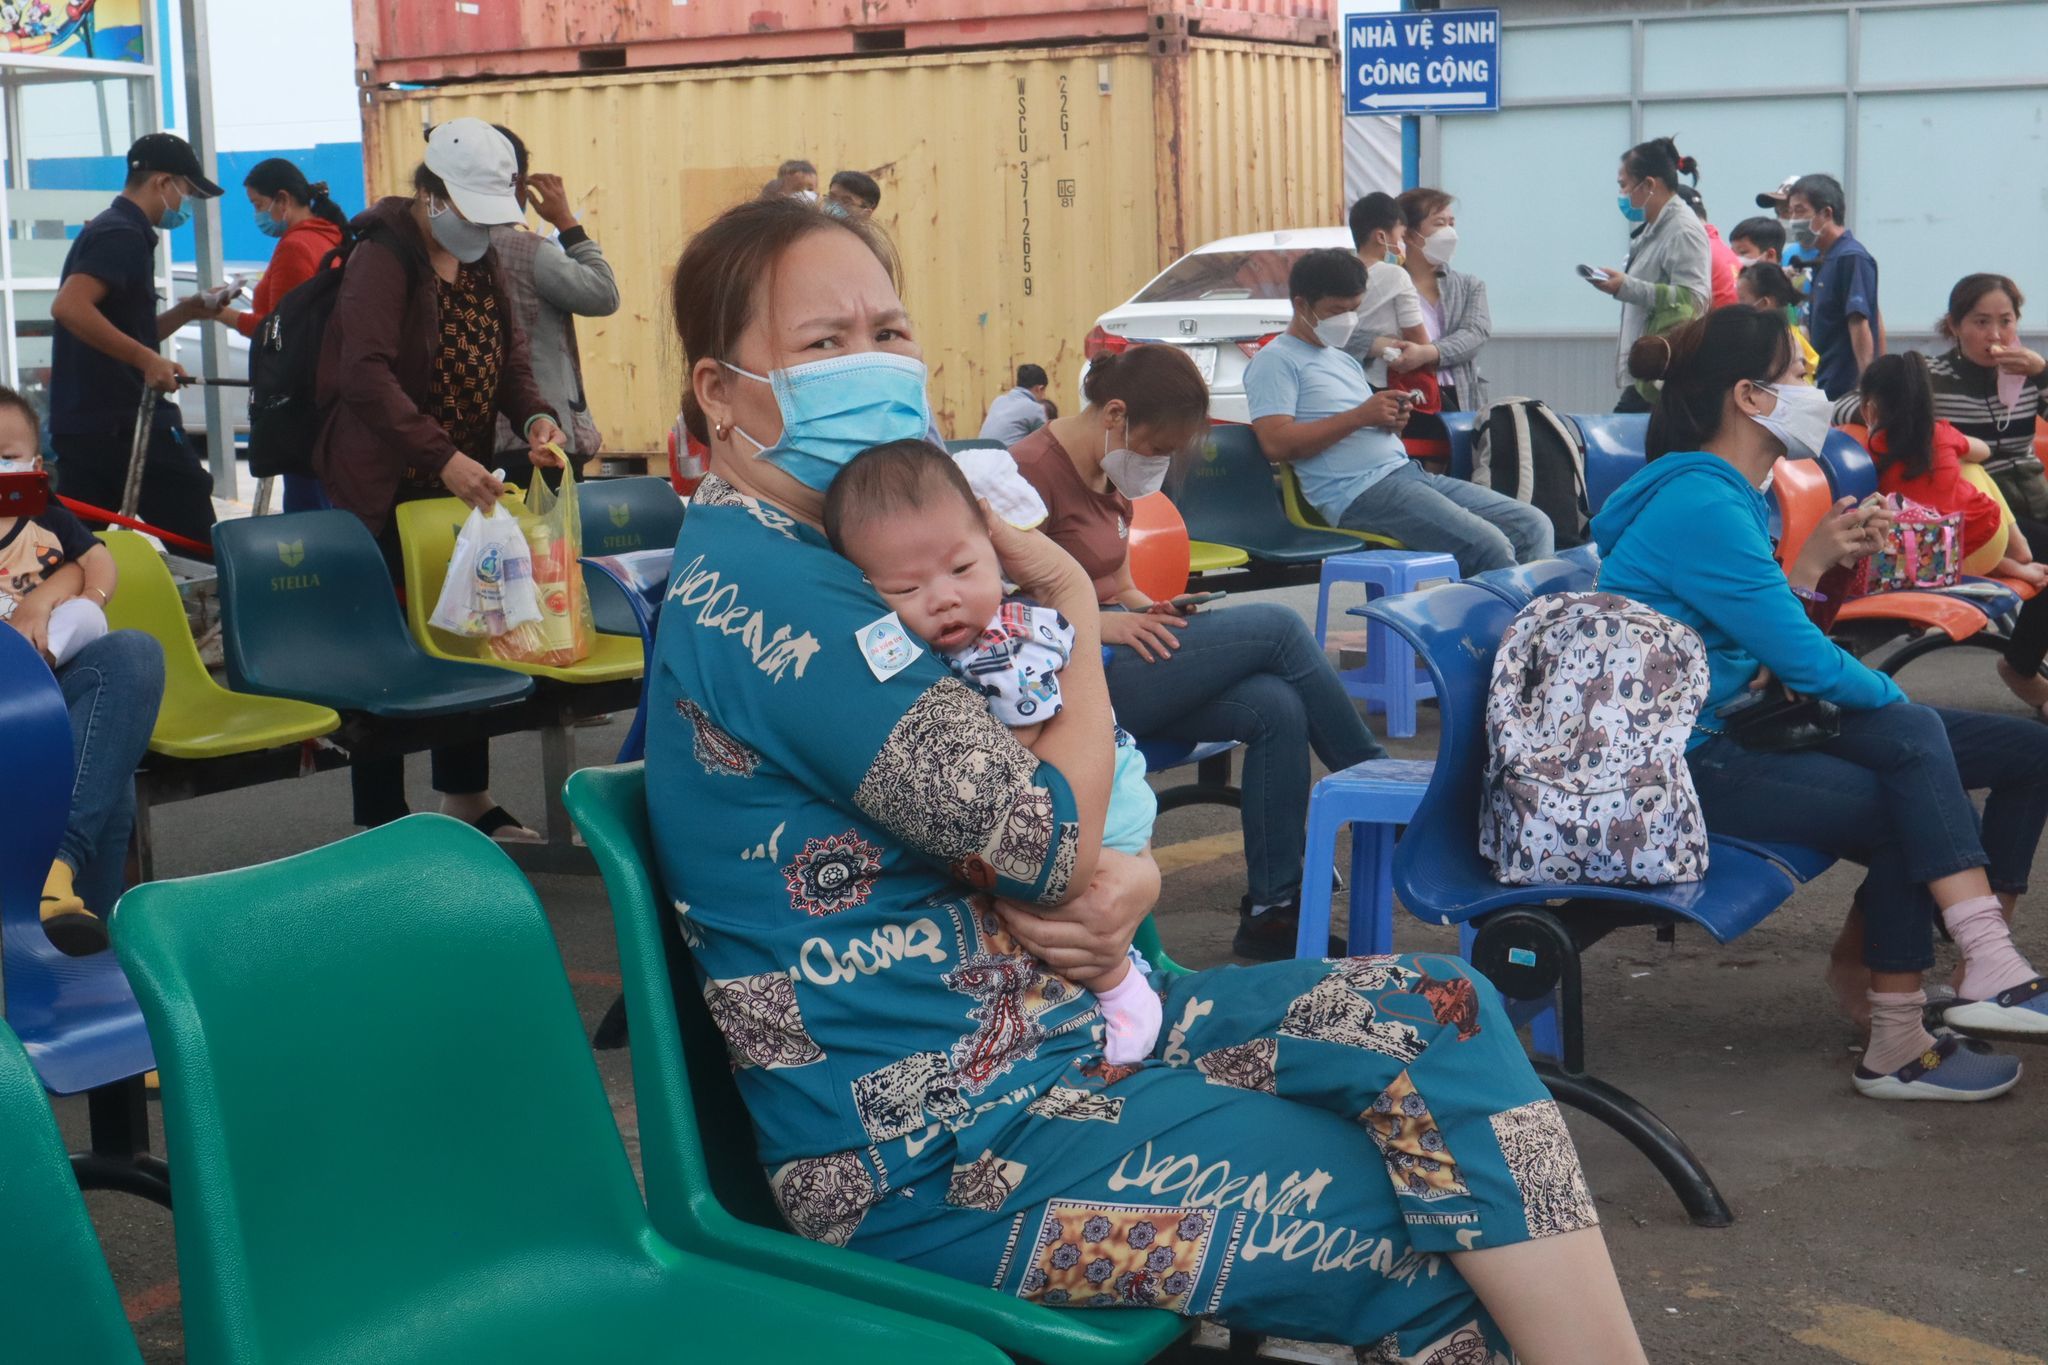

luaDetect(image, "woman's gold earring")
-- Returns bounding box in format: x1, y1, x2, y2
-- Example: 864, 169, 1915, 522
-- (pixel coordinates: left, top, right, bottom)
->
713, 421, 730, 441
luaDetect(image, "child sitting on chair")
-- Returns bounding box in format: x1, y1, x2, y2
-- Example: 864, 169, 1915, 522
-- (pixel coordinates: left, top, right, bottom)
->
0, 384, 159, 958
824, 439, 1162, 1064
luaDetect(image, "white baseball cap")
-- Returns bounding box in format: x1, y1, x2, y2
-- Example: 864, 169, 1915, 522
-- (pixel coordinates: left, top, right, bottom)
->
424, 118, 524, 225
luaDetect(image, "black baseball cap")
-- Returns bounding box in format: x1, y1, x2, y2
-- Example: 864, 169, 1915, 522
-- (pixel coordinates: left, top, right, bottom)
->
125, 133, 223, 197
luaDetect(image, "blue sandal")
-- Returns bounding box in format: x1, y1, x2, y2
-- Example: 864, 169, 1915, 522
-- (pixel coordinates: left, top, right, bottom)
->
1854, 1034, 2021, 1102
1944, 976, 2048, 1040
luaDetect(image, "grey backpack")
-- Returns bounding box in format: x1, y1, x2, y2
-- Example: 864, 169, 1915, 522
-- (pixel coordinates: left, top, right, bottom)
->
1480, 592, 1710, 886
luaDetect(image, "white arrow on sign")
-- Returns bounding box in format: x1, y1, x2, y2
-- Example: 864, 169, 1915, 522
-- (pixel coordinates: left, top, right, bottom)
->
1360, 91, 1489, 108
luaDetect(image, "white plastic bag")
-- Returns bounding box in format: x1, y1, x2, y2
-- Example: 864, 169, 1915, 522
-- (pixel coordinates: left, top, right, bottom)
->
429, 502, 542, 639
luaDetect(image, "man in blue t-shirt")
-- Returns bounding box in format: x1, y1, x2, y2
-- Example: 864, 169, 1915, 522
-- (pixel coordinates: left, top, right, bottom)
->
1787, 173, 1881, 399
47, 133, 224, 544
1242, 248, 1552, 575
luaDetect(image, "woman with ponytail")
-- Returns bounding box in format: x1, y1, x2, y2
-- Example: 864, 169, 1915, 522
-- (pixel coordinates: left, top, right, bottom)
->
1591, 306, 2048, 1099
211, 158, 352, 510
1585, 137, 1712, 412
217, 158, 350, 342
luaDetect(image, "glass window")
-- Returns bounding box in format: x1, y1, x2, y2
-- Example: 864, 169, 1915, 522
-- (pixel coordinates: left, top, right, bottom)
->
1642, 13, 1848, 93
1132, 249, 1310, 303
1502, 24, 1630, 102
1861, 2, 2048, 86
1438, 104, 1633, 333
1858, 88, 2048, 338
1640, 96, 1847, 228
6, 74, 152, 280
9, 287, 56, 419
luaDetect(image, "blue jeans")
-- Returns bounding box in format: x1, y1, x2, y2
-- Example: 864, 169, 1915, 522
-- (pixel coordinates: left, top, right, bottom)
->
1104, 603, 1383, 904
1686, 703, 2048, 973
56, 630, 164, 915
1335, 462, 1555, 576
281, 474, 329, 513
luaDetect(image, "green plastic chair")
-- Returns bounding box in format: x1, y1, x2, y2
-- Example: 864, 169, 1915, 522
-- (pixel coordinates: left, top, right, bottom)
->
109, 815, 1003, 1365
97, 530, 341, 759
1276, 464, 1404, 549
394, 494, 644, 685
564, 763, 1195, 1363
0, 1019, 144, 1365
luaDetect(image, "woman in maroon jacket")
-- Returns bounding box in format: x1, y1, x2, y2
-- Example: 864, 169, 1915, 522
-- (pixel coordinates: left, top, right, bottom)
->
313, 118, 565, 838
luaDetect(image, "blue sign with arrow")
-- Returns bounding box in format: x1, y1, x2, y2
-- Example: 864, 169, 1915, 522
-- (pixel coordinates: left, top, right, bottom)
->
1343, 8, 1500, 117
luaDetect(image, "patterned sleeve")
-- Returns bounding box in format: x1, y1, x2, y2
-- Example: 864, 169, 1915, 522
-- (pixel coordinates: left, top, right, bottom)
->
672, 503, 1080, 903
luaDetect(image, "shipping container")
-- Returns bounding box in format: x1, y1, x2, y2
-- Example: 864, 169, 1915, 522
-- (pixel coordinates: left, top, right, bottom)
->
355, 0, 1331, 84
364, 39, 1341, 453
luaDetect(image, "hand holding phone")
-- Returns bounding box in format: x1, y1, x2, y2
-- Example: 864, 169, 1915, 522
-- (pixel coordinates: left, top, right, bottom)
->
1576, 264, 1611, 283
1168, 590, 1227, 611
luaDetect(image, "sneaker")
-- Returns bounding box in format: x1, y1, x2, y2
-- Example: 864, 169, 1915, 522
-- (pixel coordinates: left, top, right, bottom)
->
1232, 895, 1346, 962
1853, 1034, 2021, 1101
1944, 975, 2048, 1040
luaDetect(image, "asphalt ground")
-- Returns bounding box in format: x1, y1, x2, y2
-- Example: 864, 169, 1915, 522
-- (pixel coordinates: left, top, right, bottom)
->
48, 579, 2048, 1363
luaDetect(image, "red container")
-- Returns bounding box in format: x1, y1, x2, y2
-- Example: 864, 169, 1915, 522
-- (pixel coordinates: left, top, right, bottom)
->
355, 0, 1333, 84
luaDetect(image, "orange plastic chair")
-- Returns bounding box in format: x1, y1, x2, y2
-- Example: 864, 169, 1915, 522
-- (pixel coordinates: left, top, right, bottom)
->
1127, 492, 1192, 601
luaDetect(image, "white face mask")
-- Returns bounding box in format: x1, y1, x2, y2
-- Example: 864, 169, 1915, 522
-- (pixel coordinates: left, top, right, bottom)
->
1311, 309, 1358, 349
1421, 225, 1459, 267
1749, 381, 1834, 462
1102, 423, 1170, 499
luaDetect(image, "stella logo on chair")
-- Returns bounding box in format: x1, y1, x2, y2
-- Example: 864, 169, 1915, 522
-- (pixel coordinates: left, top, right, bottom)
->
270, 539, 319, 592
609, 502, 631, 528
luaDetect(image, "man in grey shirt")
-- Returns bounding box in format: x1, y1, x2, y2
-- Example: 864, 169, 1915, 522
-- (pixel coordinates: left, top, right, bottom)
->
978, 364, 1051, 445
491, 125, 620, 488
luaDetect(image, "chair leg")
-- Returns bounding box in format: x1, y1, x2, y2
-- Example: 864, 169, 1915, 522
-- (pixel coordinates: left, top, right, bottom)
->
1350, 820, 1397, 956
592, 991, 630, 1051
1294, 808, 1342, 960
1536, 1064, 1734, 1229
71, 1077, 172, 1208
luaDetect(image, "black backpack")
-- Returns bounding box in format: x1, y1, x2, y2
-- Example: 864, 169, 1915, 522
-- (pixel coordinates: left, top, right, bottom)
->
246, 226, 412, 479
1469, 396, 1591, 549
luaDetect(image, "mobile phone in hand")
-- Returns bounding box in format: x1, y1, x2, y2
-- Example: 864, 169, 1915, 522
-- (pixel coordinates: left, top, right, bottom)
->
1170, 590, 1227, 609
1576, 264, 1610, 283
0, 469, 51, 518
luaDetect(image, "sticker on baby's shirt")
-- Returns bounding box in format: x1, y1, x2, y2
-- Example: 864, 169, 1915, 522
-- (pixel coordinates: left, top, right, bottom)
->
856, 612, 920, 682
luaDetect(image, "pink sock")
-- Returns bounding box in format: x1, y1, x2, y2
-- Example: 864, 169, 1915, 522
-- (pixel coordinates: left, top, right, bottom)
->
1862, 990, 1937, 1076
1945, 895, 2037, 1000
1097, 968, 1163, 1066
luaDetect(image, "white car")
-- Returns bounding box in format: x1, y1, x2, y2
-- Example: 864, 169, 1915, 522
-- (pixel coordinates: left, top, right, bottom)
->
1083, 227, 1351, 424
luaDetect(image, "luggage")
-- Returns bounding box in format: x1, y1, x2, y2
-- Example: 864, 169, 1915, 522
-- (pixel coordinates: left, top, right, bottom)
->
1469, 396, 1591, 548
1481, 591, 1711, 887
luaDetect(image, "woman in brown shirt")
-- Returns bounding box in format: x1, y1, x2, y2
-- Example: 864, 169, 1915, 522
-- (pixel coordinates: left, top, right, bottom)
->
1012, 345, 1384, 959
312, 119, 565, 838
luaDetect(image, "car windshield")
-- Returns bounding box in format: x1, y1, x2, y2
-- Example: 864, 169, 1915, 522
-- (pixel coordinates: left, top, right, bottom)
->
1131, 249, 1309, 304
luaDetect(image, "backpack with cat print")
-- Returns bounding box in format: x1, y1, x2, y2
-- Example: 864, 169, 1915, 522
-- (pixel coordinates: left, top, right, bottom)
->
1469, 396, 1591, 548
1480, 591, 1711, 886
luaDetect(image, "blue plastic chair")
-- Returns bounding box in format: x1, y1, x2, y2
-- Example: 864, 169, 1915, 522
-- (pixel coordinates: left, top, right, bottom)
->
1465, 556, 1597, 608
1361, 581, 1825, 1228
1294, 757, 1436, 960
1570, 412, 1650, 514
0, 626, 167, 1206
578, 478, 685, 637
582, 550, 672, 765
213, 511, 535, 719
1558, 541, 1602, 580
1171, 424, 1360, 565
1815, 427, 1879, 499
1441, 410, 1479, 481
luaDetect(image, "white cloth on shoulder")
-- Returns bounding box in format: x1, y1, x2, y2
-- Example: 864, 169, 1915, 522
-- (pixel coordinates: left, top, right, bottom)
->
951, 447, 1048, 530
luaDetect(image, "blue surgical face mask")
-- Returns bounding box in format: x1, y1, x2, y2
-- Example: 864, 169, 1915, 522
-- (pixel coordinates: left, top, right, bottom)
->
158, 200, 191, 230
724, 351, 933, 491
257, 210, 288, 239
1617, 192, 1646, 224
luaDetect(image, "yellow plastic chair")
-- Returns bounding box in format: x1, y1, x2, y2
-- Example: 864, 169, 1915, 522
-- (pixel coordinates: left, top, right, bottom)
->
1277, 465, 1404, 549
394, 495, 643, 685
1188, 540, 1250, 573
96, 531, 339, 759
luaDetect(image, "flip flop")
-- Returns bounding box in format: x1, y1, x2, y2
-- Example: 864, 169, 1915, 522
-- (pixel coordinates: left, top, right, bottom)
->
468, 806, 542, 845
41, 909, 110, 958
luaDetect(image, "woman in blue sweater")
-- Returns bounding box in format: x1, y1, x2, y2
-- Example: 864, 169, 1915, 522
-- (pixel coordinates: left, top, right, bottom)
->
1594, 306, 2048, 1101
